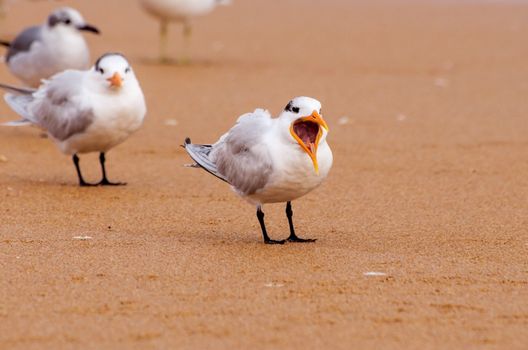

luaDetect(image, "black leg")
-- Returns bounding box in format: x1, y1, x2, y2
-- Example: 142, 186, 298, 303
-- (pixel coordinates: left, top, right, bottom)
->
72, 154, 95, 187
286, 201, 316, 243
257, 206, 285, 244
98, 152, 126, 186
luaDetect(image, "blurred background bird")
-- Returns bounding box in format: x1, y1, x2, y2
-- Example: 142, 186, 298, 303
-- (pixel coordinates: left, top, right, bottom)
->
0, 6, 100, 87
138, 0, 231, 63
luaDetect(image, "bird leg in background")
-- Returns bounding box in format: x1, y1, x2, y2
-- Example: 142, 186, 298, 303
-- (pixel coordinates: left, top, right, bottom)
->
98, 152, 126, 186
73, 154, 95, 187
159, 20, 169, 63
0, 0, 5, 19
257, 206, 285, 244
180, 20, 192, 64
285, 201, 316, 243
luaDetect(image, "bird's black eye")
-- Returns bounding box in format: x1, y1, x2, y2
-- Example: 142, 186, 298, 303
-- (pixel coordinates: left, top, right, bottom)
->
125, 67, 131, 74
64, 19, 71, 25
98, 68, 105, 74
285, 101, 299, 113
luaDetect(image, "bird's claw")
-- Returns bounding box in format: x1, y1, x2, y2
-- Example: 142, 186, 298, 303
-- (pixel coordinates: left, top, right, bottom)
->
287, 236, 317, 243
98, 179, 127, 186
264, 239, 286, 245
79, 179, 126, 187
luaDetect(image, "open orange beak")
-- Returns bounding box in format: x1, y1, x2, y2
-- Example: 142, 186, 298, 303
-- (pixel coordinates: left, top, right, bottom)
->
289, 110, 329, 174
107, 72, 122, 88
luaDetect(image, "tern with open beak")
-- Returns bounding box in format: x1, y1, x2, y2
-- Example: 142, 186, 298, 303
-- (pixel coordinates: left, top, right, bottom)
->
0, 53, 146, 186
0, 7, 100, 87
184, 97, 333, 244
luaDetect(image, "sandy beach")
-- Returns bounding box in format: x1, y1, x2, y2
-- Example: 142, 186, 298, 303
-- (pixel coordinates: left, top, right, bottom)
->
0, 0, 527, 348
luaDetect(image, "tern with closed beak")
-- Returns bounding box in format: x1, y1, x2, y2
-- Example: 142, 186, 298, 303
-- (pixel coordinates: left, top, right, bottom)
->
0, 53, 146, 186
184, 97, 333, 244
0, 7, 100, 87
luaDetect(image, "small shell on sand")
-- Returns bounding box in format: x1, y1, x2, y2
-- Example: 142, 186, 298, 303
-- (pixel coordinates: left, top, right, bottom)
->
363, 272, 387, 277
264, 282, 284, 288
164, 119, 179, 126
434, 77, 449, 88
73, 236, 93, 240
338, 116, 350, 125
396, 113, 407, 121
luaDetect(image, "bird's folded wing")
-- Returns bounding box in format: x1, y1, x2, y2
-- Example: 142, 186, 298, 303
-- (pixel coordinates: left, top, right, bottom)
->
5, 26, 42, 63
209, 109, 274, 195
5, 71, 95, 141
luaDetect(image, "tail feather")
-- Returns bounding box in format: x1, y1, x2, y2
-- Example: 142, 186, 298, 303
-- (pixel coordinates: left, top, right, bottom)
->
4, 93, 34, 122
0, 82, 35, 95
0, 82, 37, 127
1, 119, 32, 126
183, 137, 229, 183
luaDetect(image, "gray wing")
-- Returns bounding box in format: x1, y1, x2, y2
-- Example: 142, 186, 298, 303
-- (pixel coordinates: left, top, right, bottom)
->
5, 26, 42, 63
184, 109, 274, 195
184, 138, 229, 183
209, 109, 274, 195
4, 70, 94, 141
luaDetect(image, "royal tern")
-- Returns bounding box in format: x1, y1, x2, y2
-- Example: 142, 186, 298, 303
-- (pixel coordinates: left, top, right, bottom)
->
0, 53, 146, 186
184, 97, 333, 244
138, 0, 230, 62
0, 7, 100, 87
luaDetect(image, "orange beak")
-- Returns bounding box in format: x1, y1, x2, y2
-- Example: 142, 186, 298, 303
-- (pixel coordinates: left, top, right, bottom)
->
289, 110, 329, 174
107, 72, 122, 88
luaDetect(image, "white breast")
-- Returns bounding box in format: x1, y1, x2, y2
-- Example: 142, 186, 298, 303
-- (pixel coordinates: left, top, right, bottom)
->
58, 86, 146, 155
247, 136, 333, 204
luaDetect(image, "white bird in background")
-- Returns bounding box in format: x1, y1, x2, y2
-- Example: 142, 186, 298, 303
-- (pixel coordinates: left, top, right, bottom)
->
0, 0, 5, 18
0, 53, 147, 186
0, 7, 100, 87
138, 0, 231, 63
184, 97, 333, 244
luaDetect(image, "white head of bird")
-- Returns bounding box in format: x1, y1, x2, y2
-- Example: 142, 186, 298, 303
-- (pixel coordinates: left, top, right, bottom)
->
91, 53, 136, 92
46, 7, 100, 35
278, 96, 329, 173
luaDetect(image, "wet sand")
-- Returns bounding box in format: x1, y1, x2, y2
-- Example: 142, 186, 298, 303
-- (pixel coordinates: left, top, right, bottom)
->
0, 0, 527, 349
